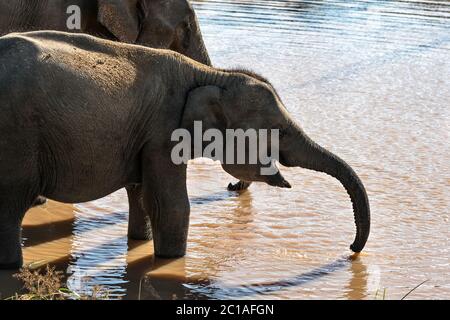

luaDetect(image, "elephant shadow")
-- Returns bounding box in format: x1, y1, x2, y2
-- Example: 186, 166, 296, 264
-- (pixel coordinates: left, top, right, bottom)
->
121, 254, 370, 300
0, 189, 371, 300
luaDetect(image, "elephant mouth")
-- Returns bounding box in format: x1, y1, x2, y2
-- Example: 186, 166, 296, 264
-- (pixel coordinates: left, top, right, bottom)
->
264, 159, 292, 189
267, 173, 292, 188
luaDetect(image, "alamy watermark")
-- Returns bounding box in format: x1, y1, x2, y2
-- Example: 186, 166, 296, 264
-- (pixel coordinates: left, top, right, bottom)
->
171, 121, 280, 176
66, 5, 81, 30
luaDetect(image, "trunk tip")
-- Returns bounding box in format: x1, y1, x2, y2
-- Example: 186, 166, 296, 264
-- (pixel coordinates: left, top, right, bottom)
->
350, 243, 364, 253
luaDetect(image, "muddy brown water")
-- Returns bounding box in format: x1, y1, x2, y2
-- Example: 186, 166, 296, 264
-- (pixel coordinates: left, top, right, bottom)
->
1, 0, 449, 300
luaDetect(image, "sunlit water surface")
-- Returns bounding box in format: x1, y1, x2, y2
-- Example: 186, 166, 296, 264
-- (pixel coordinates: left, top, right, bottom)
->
1, 0, 449, 300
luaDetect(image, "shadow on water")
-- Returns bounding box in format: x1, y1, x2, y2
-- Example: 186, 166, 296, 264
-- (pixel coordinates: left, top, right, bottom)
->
123, 254, 369, 300
221, 256, 352, 297
0, 194, 369, 300
180, 255, 363, 299
22, 217, 74, 248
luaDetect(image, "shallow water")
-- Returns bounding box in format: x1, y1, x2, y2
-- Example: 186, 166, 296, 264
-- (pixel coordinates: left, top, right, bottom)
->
1, 0, 449, 300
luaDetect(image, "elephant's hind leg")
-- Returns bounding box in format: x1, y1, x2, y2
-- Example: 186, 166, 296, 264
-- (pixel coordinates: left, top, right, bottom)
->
227, 180, 252, 192
0, 191, 35, 269
126, 185, 152, 241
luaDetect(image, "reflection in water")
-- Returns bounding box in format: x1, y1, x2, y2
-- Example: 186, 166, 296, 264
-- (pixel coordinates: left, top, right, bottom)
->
346, 256, 370, 300
1, 0, 449, 299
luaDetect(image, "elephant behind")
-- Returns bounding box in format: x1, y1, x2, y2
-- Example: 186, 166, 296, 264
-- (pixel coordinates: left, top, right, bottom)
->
0, 0, 211, 65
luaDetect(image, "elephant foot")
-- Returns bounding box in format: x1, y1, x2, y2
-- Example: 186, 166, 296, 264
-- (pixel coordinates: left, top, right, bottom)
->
32, 196, 47, 207
152, 220, 187, 258
227, 180, 252, 192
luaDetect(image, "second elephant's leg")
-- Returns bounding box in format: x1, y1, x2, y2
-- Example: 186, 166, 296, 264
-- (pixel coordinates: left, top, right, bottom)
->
126, 185, 152, 240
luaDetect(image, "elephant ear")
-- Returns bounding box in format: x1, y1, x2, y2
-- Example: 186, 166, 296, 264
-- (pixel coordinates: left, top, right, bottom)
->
97, 0, 141, 43
181, 86, 230, 131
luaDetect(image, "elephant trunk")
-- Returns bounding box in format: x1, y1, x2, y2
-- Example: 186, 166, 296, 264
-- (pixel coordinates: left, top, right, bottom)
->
281, 128, 370, 252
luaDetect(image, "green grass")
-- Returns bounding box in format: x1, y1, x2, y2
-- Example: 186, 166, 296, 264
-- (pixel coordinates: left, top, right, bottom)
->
374, 279, 430, 300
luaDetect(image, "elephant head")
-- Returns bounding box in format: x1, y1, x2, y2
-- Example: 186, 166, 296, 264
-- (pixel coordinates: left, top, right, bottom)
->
98, 0, 211, 65
181, 69, 370, 252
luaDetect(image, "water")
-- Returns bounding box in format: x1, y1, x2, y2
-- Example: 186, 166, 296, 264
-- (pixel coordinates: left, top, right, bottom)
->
1, 0, 449, 300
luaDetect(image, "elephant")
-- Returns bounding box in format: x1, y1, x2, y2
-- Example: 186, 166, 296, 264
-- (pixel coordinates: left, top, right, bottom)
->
0, 0, 211, 240
0, 31, 370, 269
0, 0, 210, 66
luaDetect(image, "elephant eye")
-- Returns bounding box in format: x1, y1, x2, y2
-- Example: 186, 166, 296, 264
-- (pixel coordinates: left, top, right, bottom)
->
173, 21, 191, 51
181, 21, 192, 48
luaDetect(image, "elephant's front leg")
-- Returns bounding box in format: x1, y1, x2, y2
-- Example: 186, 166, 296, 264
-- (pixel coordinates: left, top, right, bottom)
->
142, 154, 190, 258
126, 185, 152, 240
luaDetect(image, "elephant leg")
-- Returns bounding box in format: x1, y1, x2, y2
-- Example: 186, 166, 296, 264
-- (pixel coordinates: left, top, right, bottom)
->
32, 196, 47, 207
227, 180, 252, 191
126, 185, 152, 240
142, 152, 190, 258
0, 193, 31, 269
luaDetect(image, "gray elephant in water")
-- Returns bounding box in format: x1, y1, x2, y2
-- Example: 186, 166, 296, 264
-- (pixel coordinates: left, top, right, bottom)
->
0, 0, 211, 241
0, 31, 370, 269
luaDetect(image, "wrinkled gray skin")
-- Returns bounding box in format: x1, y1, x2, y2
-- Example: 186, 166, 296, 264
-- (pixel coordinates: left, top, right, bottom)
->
0, 32, 370, 269
0, 0, 211, 241
0, 0, 210, 65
